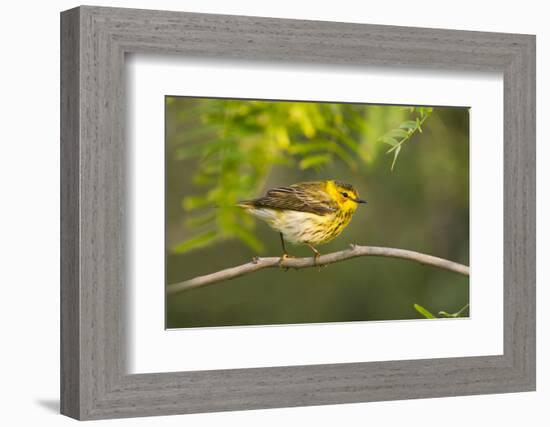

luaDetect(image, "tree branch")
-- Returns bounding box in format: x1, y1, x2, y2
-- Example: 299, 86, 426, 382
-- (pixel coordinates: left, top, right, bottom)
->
167, 244, 469, 296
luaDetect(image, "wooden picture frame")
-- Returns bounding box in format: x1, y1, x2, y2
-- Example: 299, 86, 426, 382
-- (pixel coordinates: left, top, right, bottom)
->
60, 5, 536, 420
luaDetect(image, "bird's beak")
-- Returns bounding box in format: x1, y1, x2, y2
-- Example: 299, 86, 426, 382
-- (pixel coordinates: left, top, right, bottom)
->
354, 198, 367, 204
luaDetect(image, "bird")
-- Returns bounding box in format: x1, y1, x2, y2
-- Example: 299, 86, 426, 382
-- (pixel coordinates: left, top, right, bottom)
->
238, 180, 366, 262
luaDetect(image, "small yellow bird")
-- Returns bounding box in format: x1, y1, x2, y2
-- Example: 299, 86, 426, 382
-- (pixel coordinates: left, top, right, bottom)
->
238, 180, 366, 261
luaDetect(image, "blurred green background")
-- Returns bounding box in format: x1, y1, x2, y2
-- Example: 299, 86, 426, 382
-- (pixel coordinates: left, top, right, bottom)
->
165, 97, 469, 328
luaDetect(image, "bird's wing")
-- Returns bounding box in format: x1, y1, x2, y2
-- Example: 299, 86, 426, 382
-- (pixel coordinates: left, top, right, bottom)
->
248, 183, 337, 215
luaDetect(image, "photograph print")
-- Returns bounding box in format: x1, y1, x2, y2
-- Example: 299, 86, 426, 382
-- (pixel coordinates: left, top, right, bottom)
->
165, 96, 470, 329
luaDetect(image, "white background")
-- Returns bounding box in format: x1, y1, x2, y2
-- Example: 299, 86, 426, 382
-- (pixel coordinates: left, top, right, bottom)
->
0, 0, 546, 426
129, 58, 503, 373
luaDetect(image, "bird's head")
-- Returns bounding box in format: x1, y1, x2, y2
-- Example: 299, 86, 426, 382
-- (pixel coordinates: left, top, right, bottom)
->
326, 180, 366, 213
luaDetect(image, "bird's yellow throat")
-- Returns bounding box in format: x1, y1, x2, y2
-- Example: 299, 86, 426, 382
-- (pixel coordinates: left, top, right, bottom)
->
325, 180, 361, 214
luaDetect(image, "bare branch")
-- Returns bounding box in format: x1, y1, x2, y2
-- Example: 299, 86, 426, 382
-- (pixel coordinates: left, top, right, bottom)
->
167, 245, 469, 295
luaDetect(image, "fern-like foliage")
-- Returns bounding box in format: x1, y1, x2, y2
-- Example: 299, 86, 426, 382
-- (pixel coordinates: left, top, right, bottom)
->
378, 106, 433, 170
167, 98, 433, 253
414, 303, 469, 319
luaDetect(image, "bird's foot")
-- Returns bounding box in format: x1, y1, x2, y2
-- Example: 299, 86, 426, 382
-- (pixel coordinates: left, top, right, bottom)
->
278, 252, 294, 271
306, 244, 322, 270
313, 253, 323, 271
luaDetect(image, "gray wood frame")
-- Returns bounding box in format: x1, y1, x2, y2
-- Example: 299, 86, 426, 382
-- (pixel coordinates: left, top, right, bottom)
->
60, 5, 536, 420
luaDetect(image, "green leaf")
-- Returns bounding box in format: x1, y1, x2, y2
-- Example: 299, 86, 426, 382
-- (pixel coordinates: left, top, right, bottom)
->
298, 154, 331, 169
399, 120, 418, 130
288, 141, 335, 155
172, 231, 218, 254
387, 129, 408, 139
184, 212, 217, 228
417, 106, 434, 118
390, 145, 401, 171
414, 304, 436, 319
182, 195, 211, 211
291, 106, 316, 137
273, 126, 290, 148
231, 224, 264, 252
416, 117, 423, 133
386, 142, 400, 153
438, 303, 470, 318
438, 311, 455, 318
323, 127, 360, 152
380, 135, 399, 146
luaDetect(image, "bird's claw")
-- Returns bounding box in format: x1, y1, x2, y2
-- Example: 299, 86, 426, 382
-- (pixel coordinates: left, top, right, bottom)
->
278, 253, 294, 271
313, 253, 324, 271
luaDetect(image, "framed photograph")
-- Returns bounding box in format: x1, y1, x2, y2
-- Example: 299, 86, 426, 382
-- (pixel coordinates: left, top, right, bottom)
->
61, 6, 535, 420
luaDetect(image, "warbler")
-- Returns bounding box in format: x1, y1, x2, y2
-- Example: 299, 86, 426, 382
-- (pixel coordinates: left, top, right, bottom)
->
238, 180, 366, 261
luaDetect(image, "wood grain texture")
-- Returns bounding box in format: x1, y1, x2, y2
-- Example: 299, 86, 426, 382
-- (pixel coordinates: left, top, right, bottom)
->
60, 7, 80, 419
60, 5, 536, 420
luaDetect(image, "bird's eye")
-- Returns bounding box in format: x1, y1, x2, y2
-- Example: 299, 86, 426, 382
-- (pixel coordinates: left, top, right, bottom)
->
341, 192, 349, 198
